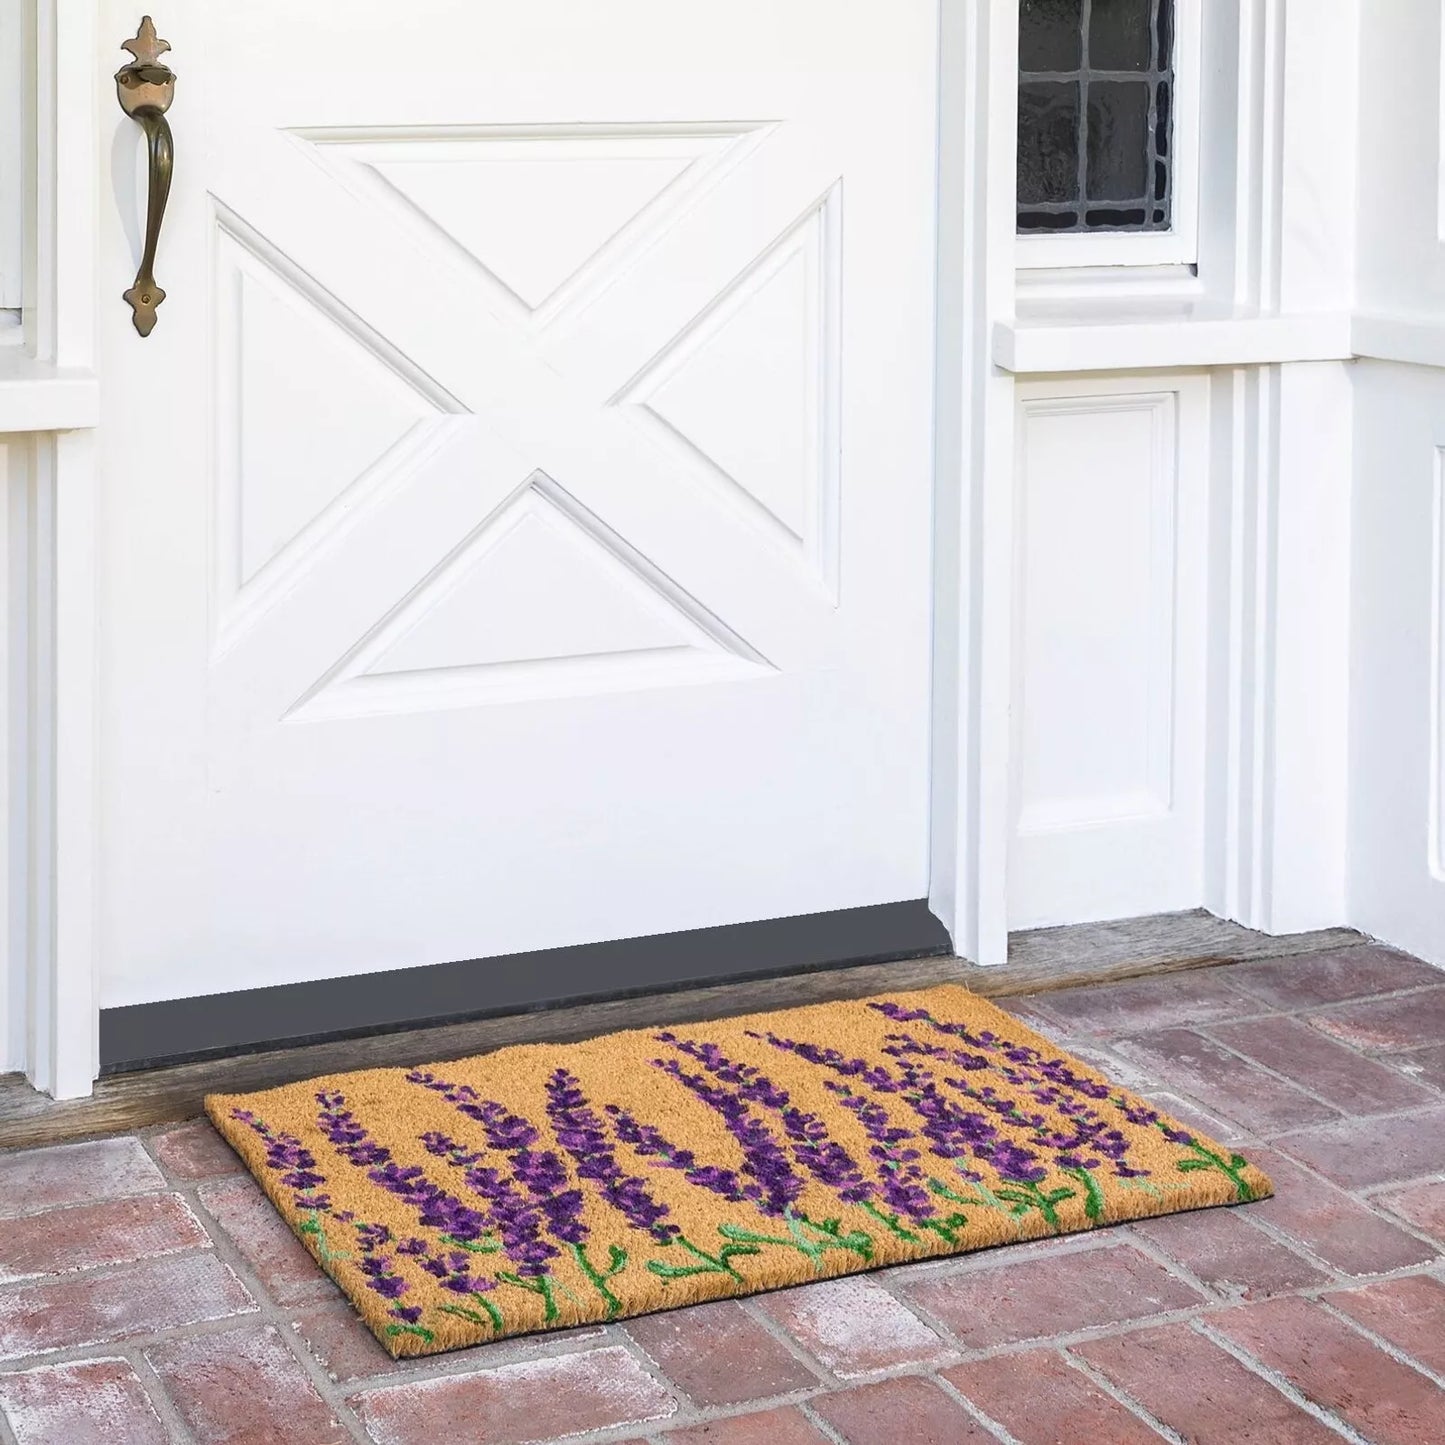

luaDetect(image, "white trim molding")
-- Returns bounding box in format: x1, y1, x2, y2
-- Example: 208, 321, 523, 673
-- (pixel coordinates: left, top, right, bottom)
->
1016, 0, 1203, 271
11, 0, 101, 1097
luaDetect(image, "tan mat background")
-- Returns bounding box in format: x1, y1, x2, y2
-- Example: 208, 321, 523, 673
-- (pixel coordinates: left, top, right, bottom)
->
208, 985, 1272, 1357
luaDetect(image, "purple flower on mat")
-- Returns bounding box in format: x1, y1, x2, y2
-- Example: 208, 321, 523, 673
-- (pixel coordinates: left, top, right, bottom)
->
314, 1090, 491, 1245
408, 1071, 588, 1273
420, 1130, 560, 1277
827, 1082, 936, 1222
228, 1108, 330, 1211
745, 1032, 902, 1093
656, 1036, 873, 1206
353, 1218, 418, 1322
1161, 1124, 1195, 1146
979, 1139, 1048, 1185
545, 1069, 678, 1242
653, 1054, 805, 1217
605, 1106, 752, 1205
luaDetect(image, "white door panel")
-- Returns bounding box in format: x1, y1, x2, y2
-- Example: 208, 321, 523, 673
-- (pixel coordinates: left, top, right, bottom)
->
97, 1, 939, 1006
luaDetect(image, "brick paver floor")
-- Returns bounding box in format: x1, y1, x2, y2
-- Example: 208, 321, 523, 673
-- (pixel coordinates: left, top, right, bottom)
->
2, 943, 1444, 1443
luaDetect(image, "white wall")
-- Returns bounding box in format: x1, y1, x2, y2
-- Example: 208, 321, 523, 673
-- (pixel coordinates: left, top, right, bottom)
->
999, 0, 1357, 940
1346, 1, 1445, 964
1350, 363, 1445, 964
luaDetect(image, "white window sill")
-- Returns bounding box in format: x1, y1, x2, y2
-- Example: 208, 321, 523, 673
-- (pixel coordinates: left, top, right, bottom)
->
0, 350, 99, 432
994, 307, 1355, 375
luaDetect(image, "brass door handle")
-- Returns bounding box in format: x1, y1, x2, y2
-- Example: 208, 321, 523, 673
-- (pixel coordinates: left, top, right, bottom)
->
115, 18, 176, 337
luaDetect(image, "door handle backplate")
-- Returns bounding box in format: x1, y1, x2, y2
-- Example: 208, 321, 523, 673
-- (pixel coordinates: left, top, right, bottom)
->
116, 16, 176, 338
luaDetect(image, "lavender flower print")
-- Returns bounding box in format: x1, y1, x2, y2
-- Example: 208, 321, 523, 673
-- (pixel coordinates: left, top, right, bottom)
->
650, 1038, 873, 1268
231, 1107, 434, 1342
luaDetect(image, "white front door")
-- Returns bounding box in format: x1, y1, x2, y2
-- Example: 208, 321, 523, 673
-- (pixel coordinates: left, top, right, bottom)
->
96, 2, 940, 1016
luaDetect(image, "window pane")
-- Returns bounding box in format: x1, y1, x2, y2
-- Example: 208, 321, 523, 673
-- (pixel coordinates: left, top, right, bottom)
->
1020, 0, 1083, 72
1087, 80, 1150, 200
1019, 82, 1081, 205
1015, 0, 1176, 235
1089, 0, 1153, 71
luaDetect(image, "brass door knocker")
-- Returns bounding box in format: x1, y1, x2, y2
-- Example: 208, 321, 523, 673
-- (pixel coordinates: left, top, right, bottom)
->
115, 17, 176, 337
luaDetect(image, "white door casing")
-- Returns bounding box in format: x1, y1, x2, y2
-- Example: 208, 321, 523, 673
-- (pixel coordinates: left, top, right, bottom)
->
95, 2, 940, 1009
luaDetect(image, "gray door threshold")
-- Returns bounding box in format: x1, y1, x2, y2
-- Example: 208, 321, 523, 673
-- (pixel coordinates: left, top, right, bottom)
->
0, 909, 1363, 1149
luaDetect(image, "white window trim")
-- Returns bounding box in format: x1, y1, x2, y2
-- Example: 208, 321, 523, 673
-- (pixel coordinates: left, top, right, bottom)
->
1016, 0, 1202, 271
0, 0, 25, 326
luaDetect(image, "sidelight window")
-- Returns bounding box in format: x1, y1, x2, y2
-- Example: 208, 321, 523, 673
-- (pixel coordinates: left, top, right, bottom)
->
1017, 0, 1178, 239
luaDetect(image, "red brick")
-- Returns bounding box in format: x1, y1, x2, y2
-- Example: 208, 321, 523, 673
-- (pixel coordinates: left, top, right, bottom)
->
626, 1299, 816, 1405
0, 1359, 169, 1445
1244, 1148, 1440, 1274
0, 1194, 209, 1283
148, 1119, 245, 1180
288, 1296, 604, 1387
1274, 1106, 1445, 1189
349, 1345, 677, 1445
147, 1324, 348, 1445
290, 1298, 405, 1385
661, 1406, 833, 1445
1326, 1275, 1445, 1375
1142, 1090, 1252, 1146
1210, 1295, 1445, 1445
943, 1350, 1163, 1444
1015, 970, 1262, 1040
1210, 1015, 1434, 1114
899, 1243, 1203, 1348
1230, 945, 1443, 1009
754, 1276, 952, 1379
991, 995, 1073, 1041
1115, 1030, 1339, 1134
1129, 1207, 1328, 1299
0, 1138, 163, 1218
1076, 1322, 1345, 1443
1306, 988, 1445, 1053
1375, 1179, 1445, 1241
0, 1250, 253, 1357
808, 1376, 998, 1444
198, 1176, 336, 1306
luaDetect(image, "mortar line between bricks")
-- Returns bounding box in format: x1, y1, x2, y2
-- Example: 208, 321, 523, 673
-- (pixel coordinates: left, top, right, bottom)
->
928, 1368, 1018, 1443
1236, 1209, 1407, 1285
1058, 1349, 1187, 1445
1112, 1224, 1230, 1303
731, 1293, 856, 1385
1315, 1297, 1445, 1390
156, 1173, 375, 1445
0, 1183, 178, 1225
1048, 975, 1445, 1049
1357, 1168, 1445, 1199
1188, 1022, 1439, 1120
1189, 1318, 1372, 1445
1265, 1096, 1445, 1146
795, 1397, 855, 1445
0, 1234, 225, 1303
122, 1345, 202, 1445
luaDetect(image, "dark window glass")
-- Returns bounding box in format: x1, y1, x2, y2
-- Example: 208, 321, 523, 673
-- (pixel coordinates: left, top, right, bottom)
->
1017, 0, 1175, 235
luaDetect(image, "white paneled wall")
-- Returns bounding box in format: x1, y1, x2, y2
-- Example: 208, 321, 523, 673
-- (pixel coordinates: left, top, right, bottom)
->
1010, 376, 1209, 929
1350, 361, 1445, 964
1347, 0, 1445, 965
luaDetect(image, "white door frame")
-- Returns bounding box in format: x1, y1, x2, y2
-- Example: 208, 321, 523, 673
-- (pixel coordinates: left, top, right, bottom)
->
8, 0, 1022, 1098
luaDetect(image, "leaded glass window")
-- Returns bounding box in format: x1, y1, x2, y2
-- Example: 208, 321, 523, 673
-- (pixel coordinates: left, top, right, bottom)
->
1018, 0, 1175, 234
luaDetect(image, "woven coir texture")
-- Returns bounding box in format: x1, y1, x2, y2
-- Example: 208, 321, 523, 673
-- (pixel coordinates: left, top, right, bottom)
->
207, 985, 1272, 1357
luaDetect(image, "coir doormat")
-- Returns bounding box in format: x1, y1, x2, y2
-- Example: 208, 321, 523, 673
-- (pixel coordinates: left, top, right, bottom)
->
207, 985, 1271, 1357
